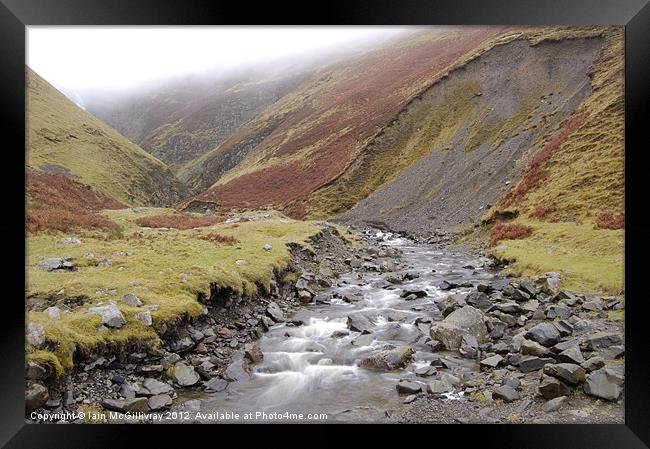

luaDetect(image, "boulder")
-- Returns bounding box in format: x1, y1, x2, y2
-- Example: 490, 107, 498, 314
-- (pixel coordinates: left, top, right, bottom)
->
495, 302, 522, 314
581, 356, 605, 372
223, 359, 250, 382
88, 304, 126, 328
465, 292, 492, 311
26, 323, 46, 347
347, 314, 374, 333
244, 343, 263, 363
38, 257, 77, 272
143, 378, 174, 396
585, 332, 623, 350
493, 385, 519, 403
25, 382, 49, 413
543, 396, 568, 412
431, 306, 488, 350
148, 394, 173, 410
480, 354, 504, 369
297, 290, 313, 303
557, 346, 585, 365
427, 379, 453, 394
172, 362, 200, 387
517, 356, 555, 373
521, 339, 551, 357
543, 363, 586, 385
525, 322, 561, 347
400, 288, 428, 298
266, 302, 285, 322
584, 368, 623, 401
135, 311, 153, 326
262, 244, 273, 252
438, 281, 457, 290
101, 397, 149, 413
396, 380, 422, 395
459, 334, 478, 358
546, 304, 572, 320
204, 377, 229, 392
359, 347, 414, 371
538, 374, 571, 399
44, 306, 61, 319
122, 293, 143, 307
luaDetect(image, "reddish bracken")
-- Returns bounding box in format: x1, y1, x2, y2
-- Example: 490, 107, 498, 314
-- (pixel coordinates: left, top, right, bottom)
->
198, 232, 238, 245
500, 112, 588, 208
26, 172, 125, 233
528, 204, 557, 220
135, 213, 223, 230
489, 223, 533, 246
594, 210, 625, 230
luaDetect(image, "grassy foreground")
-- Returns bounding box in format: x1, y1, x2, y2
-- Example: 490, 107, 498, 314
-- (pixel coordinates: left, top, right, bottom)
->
489, 218, 624, 295
26, 208, 320, 374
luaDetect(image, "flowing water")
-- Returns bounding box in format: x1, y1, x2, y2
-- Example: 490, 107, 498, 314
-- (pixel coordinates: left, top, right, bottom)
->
196, 232, 497, 422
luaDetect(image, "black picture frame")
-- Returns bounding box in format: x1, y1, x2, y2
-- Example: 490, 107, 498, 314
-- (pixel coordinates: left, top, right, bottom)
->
2, 0, 648, 446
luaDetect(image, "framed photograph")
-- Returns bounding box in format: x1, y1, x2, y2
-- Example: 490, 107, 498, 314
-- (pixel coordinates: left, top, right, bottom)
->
2, 0, 649, 446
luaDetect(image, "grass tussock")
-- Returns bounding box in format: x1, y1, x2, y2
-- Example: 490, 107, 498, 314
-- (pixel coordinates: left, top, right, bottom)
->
26, 208, 320, 372
134, 213, 223, 230
199, 232, 239, 244
489, 223, 533, 246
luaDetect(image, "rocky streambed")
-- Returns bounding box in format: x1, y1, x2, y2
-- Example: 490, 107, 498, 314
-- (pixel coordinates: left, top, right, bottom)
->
26, 227, 625, 424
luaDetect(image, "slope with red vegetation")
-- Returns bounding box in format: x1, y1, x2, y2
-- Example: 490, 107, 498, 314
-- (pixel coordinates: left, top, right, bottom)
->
26, 171, 126, 233
184, 27, 518, 217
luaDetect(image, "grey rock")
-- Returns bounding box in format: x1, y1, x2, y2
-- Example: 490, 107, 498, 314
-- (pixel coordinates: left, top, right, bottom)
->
38, 257, 77, 271
88, 304, 126, 328
26, 323, 46, 347
142, 378, 174, 396
521, 339, 551, 357
480, 354, 504, 369
496, 301, 522, 314
25, 382, 49, 412
396, 380, 422, 395
172, 362, 200, 387
244, 343, 263, 363
26, 361, 49, 381
122, 293, 143, 307
262, 244, 272, 251
543, 396, 568, 412
61, 237, 82, 244
493, 385, 519, 403
427, 380, 453, 394
223, 359, 250, 382
148, 394, 172, 410
557, 346, 585, 364
538, 374, 571, 399
101, 397, 148, 413
584, 368, 623, 401
135, 311, 153, 326
347, 314, 374, 333
204, 377, 229, 392
465, 292, 492, 311
517, 355, 555, 373
581, 356, 606, 372
585, 332, 623, 350
359, 347, 414, 371
169, 335, 195, 353
98, 258, 112, 268
582, 300, 603, 312
544, 363, 586, 385
431, 306, 488, 350
400, 288, 428, 298
44, 306, 61, 319
266, 302, 285, 322
459, 334, 478, 358
546, 304, 572, 320
525, 322, 561, 347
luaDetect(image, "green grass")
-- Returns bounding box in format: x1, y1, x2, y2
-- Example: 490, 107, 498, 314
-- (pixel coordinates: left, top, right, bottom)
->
491, 218, 623, 294
26, 208, 320, 371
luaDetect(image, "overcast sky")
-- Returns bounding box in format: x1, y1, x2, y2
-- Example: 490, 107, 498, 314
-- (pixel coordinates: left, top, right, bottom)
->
27, 27, 405, 96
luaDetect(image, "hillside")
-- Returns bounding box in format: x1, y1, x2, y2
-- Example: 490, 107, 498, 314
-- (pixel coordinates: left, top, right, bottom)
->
26, 68, 185, 206
87, 71, 311, 172
338, 32, 604, 232
180, 27, 518, 215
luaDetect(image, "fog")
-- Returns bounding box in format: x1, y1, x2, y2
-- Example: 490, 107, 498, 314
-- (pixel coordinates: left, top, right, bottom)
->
27, 26, 407, 106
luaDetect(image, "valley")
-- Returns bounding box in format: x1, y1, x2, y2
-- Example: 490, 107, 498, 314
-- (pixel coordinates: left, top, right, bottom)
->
25, 26, 624, 424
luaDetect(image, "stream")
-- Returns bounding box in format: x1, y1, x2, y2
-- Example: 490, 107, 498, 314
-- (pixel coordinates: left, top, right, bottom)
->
195, 231, 498, 422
